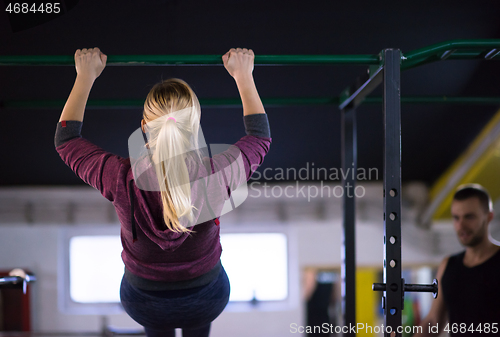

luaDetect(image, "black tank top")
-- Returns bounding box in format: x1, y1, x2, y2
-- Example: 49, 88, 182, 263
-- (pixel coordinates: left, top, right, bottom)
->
441, 248, 500, 334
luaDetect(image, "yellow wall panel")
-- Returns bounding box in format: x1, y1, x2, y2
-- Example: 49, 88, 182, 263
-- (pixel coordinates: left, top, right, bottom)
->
356, 268, 378, 337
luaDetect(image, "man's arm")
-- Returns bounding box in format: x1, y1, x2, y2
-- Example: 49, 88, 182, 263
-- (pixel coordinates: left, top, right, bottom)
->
413, 257, 449, 337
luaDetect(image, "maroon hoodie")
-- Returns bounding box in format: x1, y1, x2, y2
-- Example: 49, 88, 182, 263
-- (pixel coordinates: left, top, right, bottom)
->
55, 115, 271, 283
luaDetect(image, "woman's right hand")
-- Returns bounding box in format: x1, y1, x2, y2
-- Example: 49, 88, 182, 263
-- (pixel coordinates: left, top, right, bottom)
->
222, 48, 265, 116
222, 48, 254, 81
74, 47, 107, 81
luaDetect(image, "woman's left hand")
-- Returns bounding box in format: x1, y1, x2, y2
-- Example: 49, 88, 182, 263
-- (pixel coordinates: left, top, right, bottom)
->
74, 47, 107, 81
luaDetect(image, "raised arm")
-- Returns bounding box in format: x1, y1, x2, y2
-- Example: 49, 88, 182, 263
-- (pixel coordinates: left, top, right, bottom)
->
413, 257, 449, 337
59, 48, 107, 122
55, 48, 123, 202
214, 48, 271, 180
222, 48, 265, 116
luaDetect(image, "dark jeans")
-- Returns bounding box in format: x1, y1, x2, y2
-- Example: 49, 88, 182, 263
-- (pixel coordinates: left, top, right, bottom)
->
120, 265, 230, 337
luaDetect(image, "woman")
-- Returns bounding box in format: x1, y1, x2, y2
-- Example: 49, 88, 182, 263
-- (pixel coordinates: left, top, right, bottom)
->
55, 47, 271, 337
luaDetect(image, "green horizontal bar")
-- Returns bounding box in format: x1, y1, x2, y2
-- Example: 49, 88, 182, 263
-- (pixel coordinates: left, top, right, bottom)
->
402, 39, 500, 70
3, 96, 500, 109
1, 40, 499, 68
1, 98, 339, 108
366, 97, 500, 104
404, 40, 500, 61
0, 54, 380, 66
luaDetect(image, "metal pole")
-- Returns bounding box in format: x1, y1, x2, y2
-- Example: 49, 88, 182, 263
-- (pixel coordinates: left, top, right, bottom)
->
341, 107, 357, 336
382, 49, 402, 336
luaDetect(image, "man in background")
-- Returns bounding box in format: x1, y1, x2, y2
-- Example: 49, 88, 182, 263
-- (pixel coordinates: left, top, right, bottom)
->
415, 184, 500, 336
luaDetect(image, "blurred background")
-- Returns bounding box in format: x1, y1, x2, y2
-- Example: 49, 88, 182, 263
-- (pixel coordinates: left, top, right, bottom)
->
1, 0, 500, 336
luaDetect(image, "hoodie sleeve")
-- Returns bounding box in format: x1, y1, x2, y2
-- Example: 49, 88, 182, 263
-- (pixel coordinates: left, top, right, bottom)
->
209, 114, 271, 194
237, 113, 272, 179
55, 121, 126, 202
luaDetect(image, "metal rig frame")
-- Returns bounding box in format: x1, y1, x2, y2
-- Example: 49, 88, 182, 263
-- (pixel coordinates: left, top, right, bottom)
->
338, 42, 499, 336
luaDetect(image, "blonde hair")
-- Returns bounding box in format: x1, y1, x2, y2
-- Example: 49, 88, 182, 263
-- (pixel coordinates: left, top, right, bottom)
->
143, 78, 202, 233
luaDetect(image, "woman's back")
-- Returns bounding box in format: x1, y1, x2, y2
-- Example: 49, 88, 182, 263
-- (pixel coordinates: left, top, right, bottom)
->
55, 47, 270, 336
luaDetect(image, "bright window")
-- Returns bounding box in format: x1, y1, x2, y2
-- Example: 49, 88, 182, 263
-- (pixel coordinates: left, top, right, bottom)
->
220, 233, 288, 301
68, 233, 288, 304
69, 235, 124, 303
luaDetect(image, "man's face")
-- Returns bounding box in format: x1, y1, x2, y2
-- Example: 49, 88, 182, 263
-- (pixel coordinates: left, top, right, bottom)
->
451, 197, 491, 247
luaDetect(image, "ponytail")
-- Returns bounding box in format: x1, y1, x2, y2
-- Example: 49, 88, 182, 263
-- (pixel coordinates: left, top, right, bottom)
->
142, 79, 202, 233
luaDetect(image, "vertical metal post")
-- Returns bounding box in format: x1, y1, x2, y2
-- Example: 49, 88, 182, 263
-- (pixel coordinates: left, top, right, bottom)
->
382, 49, 402, 336
341, 107, 357, 336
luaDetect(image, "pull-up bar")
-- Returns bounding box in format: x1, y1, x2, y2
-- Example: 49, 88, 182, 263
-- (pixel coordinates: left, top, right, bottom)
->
0, 39, 499, 67
0, 54, 380, 66
3, 96, 500, 109
402, 39, 500, 69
